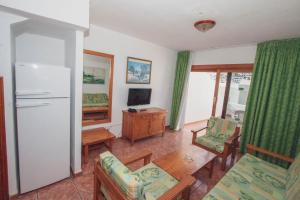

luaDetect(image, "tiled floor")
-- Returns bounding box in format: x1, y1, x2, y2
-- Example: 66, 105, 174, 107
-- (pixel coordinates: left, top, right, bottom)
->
13, 121, 240, 200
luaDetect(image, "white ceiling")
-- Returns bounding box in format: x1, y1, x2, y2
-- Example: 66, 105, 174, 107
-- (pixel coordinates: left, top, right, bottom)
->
90, 0, 300, 51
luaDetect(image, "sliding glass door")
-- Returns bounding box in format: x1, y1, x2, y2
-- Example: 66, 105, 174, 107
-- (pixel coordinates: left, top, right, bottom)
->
219, 72, 252, 125
190, 64, 253, 126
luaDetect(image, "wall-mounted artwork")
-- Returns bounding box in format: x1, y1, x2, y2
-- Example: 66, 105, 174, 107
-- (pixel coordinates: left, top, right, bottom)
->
126, 57, 152, 84
83, 67, 105, 84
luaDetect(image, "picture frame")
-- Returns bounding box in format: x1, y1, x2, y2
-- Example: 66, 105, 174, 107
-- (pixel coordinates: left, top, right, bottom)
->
83, 66, 106, 84
126, 57, 152, 84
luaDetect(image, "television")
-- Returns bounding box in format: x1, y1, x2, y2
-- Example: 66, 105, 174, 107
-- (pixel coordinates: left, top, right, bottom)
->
127, 88, 152, 106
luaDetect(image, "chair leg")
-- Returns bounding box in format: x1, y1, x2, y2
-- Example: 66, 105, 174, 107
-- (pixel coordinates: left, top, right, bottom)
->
221, 156, 227, 171
231, 144, 237, 161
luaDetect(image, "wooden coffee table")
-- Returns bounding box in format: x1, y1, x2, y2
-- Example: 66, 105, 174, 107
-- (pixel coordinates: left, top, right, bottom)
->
153, 146, 217, 180
82, 128, 115, 164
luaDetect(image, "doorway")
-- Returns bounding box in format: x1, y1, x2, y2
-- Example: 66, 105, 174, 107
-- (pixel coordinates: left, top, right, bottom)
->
185, 64, 253, 126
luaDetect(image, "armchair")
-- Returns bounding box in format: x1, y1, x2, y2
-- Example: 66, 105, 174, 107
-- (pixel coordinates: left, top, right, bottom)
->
191, 117, 240, 170
94, 149, 195, 200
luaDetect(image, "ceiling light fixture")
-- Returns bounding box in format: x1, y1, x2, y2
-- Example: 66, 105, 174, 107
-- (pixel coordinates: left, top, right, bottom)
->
194, 20, 216, 32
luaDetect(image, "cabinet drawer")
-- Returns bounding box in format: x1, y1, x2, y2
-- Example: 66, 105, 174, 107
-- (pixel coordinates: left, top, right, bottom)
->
150, 113, 165, 135
133, 115, 151, 139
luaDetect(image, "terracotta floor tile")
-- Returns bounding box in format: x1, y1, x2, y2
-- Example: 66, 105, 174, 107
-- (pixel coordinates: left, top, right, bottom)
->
13, 121, 241, 200
73, 173, 94, 193
12, 191, 37, 200
78, 190, 93, 200
37, 179, 81, 200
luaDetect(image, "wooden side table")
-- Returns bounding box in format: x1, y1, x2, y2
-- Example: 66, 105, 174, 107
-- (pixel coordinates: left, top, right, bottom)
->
82, 128, 115, 164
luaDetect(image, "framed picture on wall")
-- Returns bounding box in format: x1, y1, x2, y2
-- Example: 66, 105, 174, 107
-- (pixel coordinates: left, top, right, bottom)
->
126, 57, 152, 84
83, 66, 106, 84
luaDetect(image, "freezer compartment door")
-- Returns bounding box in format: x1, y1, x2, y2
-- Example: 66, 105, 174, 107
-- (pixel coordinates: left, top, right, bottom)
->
17, 98, 70, 193
15, 63, 70, 98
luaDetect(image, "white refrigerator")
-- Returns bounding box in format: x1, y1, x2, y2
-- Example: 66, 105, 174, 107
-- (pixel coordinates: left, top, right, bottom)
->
15, 63, 71, 193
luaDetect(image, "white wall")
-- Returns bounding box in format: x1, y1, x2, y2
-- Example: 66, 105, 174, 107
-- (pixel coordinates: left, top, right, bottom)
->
0, 0, 89, 29
84, 25, 177, 136
193, 45, 257, 64
185, 45, 257, 123
0, 11, 27, 196
65, 31, 84, 174
15, 33, 65, 65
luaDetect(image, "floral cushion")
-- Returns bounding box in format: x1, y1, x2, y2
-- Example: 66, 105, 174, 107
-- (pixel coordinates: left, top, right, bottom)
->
203, 153, 287, 200
100, 151, 143, 199
207, 117, 237, 140
195, 134, 226, 153
286, 153, 300, 200
83, 93, 108, 107
132, 163, 178, 200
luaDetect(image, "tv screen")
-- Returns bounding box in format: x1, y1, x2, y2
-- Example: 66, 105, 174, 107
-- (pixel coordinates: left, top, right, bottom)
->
127, 88, 151, 106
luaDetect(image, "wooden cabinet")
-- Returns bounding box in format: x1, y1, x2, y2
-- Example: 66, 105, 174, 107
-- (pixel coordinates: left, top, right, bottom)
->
122, 108, 167, 144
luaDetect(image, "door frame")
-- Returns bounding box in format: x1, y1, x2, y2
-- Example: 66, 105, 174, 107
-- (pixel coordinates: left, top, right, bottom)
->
0, 77, 9, 200
82, 50, 114, 126
191, 64, 253, 117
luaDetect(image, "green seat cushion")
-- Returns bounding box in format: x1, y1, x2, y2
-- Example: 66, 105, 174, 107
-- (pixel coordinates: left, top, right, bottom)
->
195, 134, 226, 153
132, 163, 178, 200
83, 93, 108, 107
286, 153, 300, 200
207, 117, 237, 140
100, 151, 143, 199
203, 153, 287, 200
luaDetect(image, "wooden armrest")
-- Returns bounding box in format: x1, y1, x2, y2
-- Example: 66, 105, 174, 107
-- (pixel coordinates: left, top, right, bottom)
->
121, 149, 152, 166
158, 176, 195, 200
225, 134, 241, 145
191, 126, 207, 134
247, 144, 294, 163
225, 127, 240, 145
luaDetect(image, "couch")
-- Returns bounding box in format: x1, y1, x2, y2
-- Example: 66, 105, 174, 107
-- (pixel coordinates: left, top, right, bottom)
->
82, 93, 109, 121
83, 93, 108, 107
203, 144, 300, 200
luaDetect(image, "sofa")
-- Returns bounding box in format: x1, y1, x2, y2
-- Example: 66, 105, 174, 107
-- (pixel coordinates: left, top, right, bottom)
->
94, 150, 195, 200
203, 144, 300, 200
82, 93, 109, 121
82, 93, 108, 107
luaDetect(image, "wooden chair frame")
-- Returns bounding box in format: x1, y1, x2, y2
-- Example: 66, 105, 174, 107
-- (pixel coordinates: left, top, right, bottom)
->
94, 150, 195, 200
246, 144, 294, 163
192, 125, 240, 171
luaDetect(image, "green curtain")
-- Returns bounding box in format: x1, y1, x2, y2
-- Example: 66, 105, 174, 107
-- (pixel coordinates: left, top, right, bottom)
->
170, 51, 190, 129
240, 38, 300, 167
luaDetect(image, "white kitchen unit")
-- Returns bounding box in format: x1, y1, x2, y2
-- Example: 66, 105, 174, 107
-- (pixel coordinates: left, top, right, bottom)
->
15, 63, 71, 193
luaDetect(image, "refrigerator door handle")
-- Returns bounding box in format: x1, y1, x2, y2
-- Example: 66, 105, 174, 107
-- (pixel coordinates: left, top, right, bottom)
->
16, 91, 51, 96
16, 102, 51, 108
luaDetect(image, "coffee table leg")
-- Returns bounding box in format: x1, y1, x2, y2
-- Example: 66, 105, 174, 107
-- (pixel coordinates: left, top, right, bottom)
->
182, 187, 191, 200
209, 158, 215, 178
84, 145, 89, 164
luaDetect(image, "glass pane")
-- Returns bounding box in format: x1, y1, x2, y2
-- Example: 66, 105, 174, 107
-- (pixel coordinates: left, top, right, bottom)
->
215, 73, 227, 117
185, 72, 215, 124
225, 73, 252, 125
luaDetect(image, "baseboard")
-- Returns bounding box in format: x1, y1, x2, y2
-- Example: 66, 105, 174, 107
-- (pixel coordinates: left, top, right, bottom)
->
70, 167, 83, 177
184, 119, 208, 126
10, 193, 19, 199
